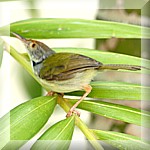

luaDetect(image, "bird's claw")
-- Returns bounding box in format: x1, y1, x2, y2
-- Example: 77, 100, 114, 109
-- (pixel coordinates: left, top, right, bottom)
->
66, 109, 80, 117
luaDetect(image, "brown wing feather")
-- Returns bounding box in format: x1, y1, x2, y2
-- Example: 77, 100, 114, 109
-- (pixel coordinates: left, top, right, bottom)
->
39, 53, 102, 81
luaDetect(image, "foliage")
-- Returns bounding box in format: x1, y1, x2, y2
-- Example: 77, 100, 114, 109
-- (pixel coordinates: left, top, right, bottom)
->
0, 18, 150, 150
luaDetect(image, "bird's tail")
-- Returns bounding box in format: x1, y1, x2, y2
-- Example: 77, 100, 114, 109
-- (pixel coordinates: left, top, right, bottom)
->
98, 64, 141, 71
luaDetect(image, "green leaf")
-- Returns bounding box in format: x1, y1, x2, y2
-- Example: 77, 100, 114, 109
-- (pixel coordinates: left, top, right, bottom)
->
53, 48, 150, 71
0, 38, 4, 67
1, 18, 150, 38
92, 130, 150, 150
67, 81, 149, 100
32, 116, 75, 150
68, 99, 150, 127
0, 96, 57, 149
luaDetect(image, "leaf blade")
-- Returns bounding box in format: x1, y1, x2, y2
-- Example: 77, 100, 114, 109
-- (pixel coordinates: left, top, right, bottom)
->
53, 48, 150, 70
1, 18, 150, 38
67, 81, 149, 100
68, 99, 150, 127
92, 129, 150, 150
0, 96, 57, 149
32, 116, 75, 150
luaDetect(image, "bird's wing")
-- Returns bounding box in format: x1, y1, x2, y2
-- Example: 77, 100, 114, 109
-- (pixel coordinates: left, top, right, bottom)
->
39, 53, 102, 81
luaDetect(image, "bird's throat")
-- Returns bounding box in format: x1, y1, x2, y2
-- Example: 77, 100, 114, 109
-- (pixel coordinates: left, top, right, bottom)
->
32, 60, 44, 76
31, 50, 56, 76
32, 59, 44, 67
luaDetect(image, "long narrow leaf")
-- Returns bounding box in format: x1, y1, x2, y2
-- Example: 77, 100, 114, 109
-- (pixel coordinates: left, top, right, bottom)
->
67, 81, 149, 100
32, 116, 75, 150
53, 48, 150, 71
0, 18, 150, 38
92, 130, 150, 150
0, 96, 57, 149
68, 99, 150, 127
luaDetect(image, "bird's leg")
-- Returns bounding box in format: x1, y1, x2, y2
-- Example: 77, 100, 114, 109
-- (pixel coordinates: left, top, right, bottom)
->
66, 85, 92, 117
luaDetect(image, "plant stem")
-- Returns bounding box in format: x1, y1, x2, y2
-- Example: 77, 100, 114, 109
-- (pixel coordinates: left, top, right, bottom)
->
75, 116, 103, 150
57, 96, 104, 150
9, 45, 35, 79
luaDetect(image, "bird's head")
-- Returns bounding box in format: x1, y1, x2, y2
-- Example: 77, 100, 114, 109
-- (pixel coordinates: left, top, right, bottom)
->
12, 32, 55, 63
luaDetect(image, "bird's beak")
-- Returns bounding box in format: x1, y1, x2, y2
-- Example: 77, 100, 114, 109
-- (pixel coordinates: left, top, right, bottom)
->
11, 32, 27, 43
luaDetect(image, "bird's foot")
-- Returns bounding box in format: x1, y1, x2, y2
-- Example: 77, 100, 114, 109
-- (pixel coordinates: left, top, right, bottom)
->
66, 109, 80, 118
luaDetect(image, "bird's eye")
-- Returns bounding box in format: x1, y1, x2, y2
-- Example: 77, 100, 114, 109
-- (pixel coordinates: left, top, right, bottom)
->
32, 43, 36, 48
30, 43, 37, 49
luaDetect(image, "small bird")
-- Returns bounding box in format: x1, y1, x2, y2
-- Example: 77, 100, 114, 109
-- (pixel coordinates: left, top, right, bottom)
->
12, 32, 141, 117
